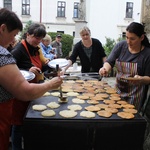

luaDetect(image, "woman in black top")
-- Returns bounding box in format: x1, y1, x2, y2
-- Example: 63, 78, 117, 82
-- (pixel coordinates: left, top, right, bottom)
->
61, 26, 106, 73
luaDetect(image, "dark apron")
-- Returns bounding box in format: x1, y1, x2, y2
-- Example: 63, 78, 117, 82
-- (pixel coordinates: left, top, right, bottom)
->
0, 99, 13, 150
12, 40, 42, 125
116, 59, 144, 111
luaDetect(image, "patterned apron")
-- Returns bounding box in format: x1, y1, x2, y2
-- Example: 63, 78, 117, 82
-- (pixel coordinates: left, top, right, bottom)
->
116, 59, 144, 111
12, 40, 42, 125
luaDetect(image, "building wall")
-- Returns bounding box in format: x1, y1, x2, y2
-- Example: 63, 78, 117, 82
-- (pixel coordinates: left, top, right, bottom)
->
0, 0, 142, 44
87, 0, 142, 44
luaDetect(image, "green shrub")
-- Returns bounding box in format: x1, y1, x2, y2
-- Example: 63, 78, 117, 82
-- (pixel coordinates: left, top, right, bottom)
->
103, 37, 116, 77
103, 37, 116, 57
48, 32, 74, 58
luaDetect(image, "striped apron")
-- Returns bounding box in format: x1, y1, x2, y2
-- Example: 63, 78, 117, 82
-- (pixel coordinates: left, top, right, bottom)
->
115, 59, 144, 111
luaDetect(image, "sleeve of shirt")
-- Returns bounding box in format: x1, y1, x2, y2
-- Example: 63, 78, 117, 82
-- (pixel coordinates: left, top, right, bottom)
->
0, 47, 16, 67
69, 42, 81, 63
106, 41, 123, 68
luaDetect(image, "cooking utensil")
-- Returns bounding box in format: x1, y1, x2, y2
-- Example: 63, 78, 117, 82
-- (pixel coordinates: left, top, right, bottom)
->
56, 64, 63, 98
70, 72, 101, 81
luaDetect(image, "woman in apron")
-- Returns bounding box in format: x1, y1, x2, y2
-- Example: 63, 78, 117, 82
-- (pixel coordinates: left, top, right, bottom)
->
0, 9, 62, 150
11, 23, 50, 150
99, 22, 150, 111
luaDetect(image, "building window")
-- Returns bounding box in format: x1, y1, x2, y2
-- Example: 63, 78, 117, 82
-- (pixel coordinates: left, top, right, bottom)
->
73, 31, 75, 37
73, 2, 79, 18
57, 31, 64, 34
122, 32, 126, 38
57, 1, 66, 17
125, 2, 133, 18
22, 0, 30, 15
4, 0, 12, 11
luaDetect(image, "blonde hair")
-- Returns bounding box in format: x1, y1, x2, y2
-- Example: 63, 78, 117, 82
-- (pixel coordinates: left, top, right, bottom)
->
79, 26, 91, 35
42, 34, 52, 42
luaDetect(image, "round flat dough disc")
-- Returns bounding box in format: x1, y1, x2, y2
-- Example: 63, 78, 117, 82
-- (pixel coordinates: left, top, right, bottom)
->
95, 104, 108, 109
123, 108, 137, 114
117, 100, 128, 105
41, 110, 55, 117
47, 102, 60, 109
50, 92, 60, 97
77, 95, 89, 100
105, 107, 118, 113
85, 105, 100, 112
80, 111, 95, 118
87, 100, 99, 104
117, 112, 134, 119
72, 98, 85, 104
59, 110, 77, 118
67, 104, 82, 111
32, 104, 47, 111
66, 92, 79, 96
121, 104, 135, 109
97, 110, 112, 118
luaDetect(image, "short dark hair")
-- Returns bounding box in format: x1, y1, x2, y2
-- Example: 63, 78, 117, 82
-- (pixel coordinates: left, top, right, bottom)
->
27, 23, 46, 38
0, 8, 23, 32
56, 34, 62, 38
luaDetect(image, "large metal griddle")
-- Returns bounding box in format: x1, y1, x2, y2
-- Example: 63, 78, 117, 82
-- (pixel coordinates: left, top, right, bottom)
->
23, 76, 146, 150
25, 95, 145, 121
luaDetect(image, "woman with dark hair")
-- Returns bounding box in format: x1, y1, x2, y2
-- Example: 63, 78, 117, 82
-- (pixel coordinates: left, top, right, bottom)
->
0, 8, 62, 150
10, 23, 54, 150
99, 22, 150, 111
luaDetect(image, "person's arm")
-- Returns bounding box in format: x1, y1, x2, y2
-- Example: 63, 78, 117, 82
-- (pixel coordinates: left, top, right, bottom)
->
102, 56, 107, 63
60, 59, 72, 75
134, 75, 150, 85
0, 64, 63, 101
39, 48, 50, 64
99, 62, 112, 76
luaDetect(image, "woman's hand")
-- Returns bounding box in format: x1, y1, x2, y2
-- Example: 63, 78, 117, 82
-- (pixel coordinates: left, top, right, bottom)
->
99, 67, 109, 77
59, 68, 66, 76
49, 76, 63, 89
29, 66, 42, 76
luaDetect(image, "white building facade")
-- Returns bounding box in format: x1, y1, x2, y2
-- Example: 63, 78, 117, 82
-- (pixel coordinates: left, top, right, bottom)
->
0, 0, 142, 44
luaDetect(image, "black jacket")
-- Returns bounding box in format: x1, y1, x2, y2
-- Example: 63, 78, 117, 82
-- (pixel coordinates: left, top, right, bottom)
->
69, 38, 106, 73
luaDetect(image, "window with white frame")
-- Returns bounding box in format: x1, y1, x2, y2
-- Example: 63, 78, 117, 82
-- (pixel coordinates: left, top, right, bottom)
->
22, 0, 30, 15
73, 2, 79, 18
125, 2, 133, 18
57, 1, 66, 17
4, 0, 12, 11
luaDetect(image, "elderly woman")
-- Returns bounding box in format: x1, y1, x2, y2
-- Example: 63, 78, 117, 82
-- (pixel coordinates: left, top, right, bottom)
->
40, 34, 57, 60
61, 26, 106, 74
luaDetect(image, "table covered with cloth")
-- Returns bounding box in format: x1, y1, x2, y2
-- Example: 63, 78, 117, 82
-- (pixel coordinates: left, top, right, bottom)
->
23, 94, 146, 150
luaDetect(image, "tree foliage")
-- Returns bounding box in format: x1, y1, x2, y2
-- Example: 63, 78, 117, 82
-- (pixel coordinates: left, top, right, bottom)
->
19, 20, 33, 40
48, 32, 74, 58
103, 37, 116, 56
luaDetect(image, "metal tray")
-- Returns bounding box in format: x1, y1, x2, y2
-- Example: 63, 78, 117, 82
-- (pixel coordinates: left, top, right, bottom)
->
48, 58, 68, 68
20, 70, 35, 81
